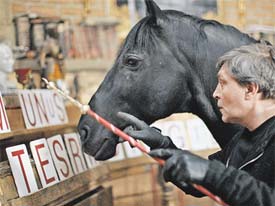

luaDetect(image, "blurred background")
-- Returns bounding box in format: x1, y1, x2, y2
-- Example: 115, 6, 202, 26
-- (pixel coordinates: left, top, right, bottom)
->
0, 1, 274, 206
0, 0, 274, 104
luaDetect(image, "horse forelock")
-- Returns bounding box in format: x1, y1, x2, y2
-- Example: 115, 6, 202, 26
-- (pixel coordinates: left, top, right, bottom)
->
117, 18, 160, 56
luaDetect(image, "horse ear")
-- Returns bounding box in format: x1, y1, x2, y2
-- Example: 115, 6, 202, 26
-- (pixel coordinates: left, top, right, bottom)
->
145, 0, 167, 25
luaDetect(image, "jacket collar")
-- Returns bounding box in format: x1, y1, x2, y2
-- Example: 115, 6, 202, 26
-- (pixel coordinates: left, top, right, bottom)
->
226, 116, 275, 168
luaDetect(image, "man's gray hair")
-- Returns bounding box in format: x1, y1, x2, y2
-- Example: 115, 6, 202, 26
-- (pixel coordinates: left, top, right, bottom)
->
216, 43, 275, 99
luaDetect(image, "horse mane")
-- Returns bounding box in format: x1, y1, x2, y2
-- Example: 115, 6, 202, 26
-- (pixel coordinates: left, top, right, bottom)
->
118, 9, 257, 61
164, 10, 256, 43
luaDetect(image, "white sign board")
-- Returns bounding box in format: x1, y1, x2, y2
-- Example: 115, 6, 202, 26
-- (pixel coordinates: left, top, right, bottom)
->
108, 143, 126, 162
152, 121, 187, 150
6, 144, 38, 197
123, 141, 144, 158
64, 133, 87, 174
186, 118, 219, 150
0, 92, 10, 133
18, 90, 68, 129
30, 138, 59, 188
47, 135, 74, 180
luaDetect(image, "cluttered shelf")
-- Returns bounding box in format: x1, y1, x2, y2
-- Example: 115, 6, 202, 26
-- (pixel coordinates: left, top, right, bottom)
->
14, 58, 113, 72
0, 160, 111, 206
0, 103, 81, 142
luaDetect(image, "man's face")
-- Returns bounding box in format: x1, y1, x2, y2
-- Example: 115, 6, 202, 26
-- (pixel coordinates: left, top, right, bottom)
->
213, 64, 248, 124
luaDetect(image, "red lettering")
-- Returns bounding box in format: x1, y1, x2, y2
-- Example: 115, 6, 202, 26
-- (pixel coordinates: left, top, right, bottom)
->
45, 95, 55, 118
34, 93, 49, 124
68, 138, 85, 173
35, 144, 56, 184
20, 93, 36, 126
11, 150, 31, 193
52, 140, 69, 177
53, 93, 65, 121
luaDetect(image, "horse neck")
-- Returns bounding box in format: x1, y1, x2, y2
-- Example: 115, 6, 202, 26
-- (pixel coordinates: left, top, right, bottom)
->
174, 25, 253, 147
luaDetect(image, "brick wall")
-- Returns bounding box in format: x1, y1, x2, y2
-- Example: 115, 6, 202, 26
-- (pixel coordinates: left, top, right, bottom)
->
218, 0, 275, 30
11, 0, 118, 23
0, 0, 13, 42
0, 0, 120, 44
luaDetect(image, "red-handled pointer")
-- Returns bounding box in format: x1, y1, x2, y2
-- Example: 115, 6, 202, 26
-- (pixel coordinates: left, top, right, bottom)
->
42, 78, 228, 206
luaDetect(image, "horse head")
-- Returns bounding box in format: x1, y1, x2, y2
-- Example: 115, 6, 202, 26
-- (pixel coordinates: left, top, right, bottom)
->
78, 0, 256, 160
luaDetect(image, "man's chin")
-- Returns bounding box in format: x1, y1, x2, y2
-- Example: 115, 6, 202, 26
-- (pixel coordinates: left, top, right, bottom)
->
221, 115, 229, 123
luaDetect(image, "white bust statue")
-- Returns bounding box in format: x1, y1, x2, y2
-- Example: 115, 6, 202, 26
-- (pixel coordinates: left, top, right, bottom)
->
0, 43, 16, 91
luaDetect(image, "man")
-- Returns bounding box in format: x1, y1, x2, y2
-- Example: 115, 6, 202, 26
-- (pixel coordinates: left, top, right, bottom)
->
118, 43, 275, 206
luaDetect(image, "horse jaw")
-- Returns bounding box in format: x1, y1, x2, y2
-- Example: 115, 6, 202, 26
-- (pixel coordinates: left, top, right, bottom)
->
78, 112, 119, 160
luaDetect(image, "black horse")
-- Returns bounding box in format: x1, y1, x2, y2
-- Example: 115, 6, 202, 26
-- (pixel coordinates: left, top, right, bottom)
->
78, 0, 258, 160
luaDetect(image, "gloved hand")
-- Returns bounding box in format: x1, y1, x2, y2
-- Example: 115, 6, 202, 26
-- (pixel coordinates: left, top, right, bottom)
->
149, 148, 209, 185
172, 181, 205, 197
117, 112, 177, 150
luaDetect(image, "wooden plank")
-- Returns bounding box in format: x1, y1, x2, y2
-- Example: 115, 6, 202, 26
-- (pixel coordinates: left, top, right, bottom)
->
107, 156, 161, 206
108, 156, 156, 172
110, 171, 161, 198
114, 191, 161, 206
0, 175, 18, 203
73, 186, 113, 206
108, 156, 158, 180
3, 164, 110, 206
0, 159, 42, 202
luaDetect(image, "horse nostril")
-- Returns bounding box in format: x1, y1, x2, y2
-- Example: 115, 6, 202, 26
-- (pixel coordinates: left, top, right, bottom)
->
79, 125, 90, 144
79, 129, 87, 139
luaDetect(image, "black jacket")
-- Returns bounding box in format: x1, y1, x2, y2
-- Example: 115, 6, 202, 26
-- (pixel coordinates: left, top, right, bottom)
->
204, 116, 275, 206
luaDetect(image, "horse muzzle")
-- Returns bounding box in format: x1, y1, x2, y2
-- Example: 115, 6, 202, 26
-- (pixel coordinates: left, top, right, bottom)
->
77, 114, 118, 160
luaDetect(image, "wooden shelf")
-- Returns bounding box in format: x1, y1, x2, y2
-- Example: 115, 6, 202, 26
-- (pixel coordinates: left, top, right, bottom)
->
1, 164, 111, 206
14, 59, 40, 71
0, 122, 77, 141
13, 58, 113, 72
0, 96, 114, 206
0, 103, 81, 142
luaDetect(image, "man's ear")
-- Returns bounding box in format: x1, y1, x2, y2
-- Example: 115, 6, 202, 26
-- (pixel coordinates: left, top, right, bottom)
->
245, 83, 259, 99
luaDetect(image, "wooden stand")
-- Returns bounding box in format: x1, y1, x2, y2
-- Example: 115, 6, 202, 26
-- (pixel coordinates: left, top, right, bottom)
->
0, 97, 113, 206
108, 156, 162, 206
0, 94, 218, 206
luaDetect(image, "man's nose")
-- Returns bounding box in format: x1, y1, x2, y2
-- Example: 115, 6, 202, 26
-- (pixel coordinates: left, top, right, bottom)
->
212, 85, 220, 100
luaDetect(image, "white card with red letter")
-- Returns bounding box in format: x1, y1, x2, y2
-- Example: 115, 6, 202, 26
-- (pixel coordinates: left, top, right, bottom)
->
64, 133, 87, 174
30, 138, 59, 188
6, 144, 38, 197
18, 90, 68, 129
0, 92, 11, 133
47, 135, 74, 180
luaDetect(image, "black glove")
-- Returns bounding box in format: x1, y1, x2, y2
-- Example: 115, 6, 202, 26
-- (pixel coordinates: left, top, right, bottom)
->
172, 180, 205, 197
149, 148, 209, 186
117, 112, 177, 150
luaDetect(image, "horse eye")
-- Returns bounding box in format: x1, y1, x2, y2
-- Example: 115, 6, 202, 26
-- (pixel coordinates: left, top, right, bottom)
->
123, 55, 141, 68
